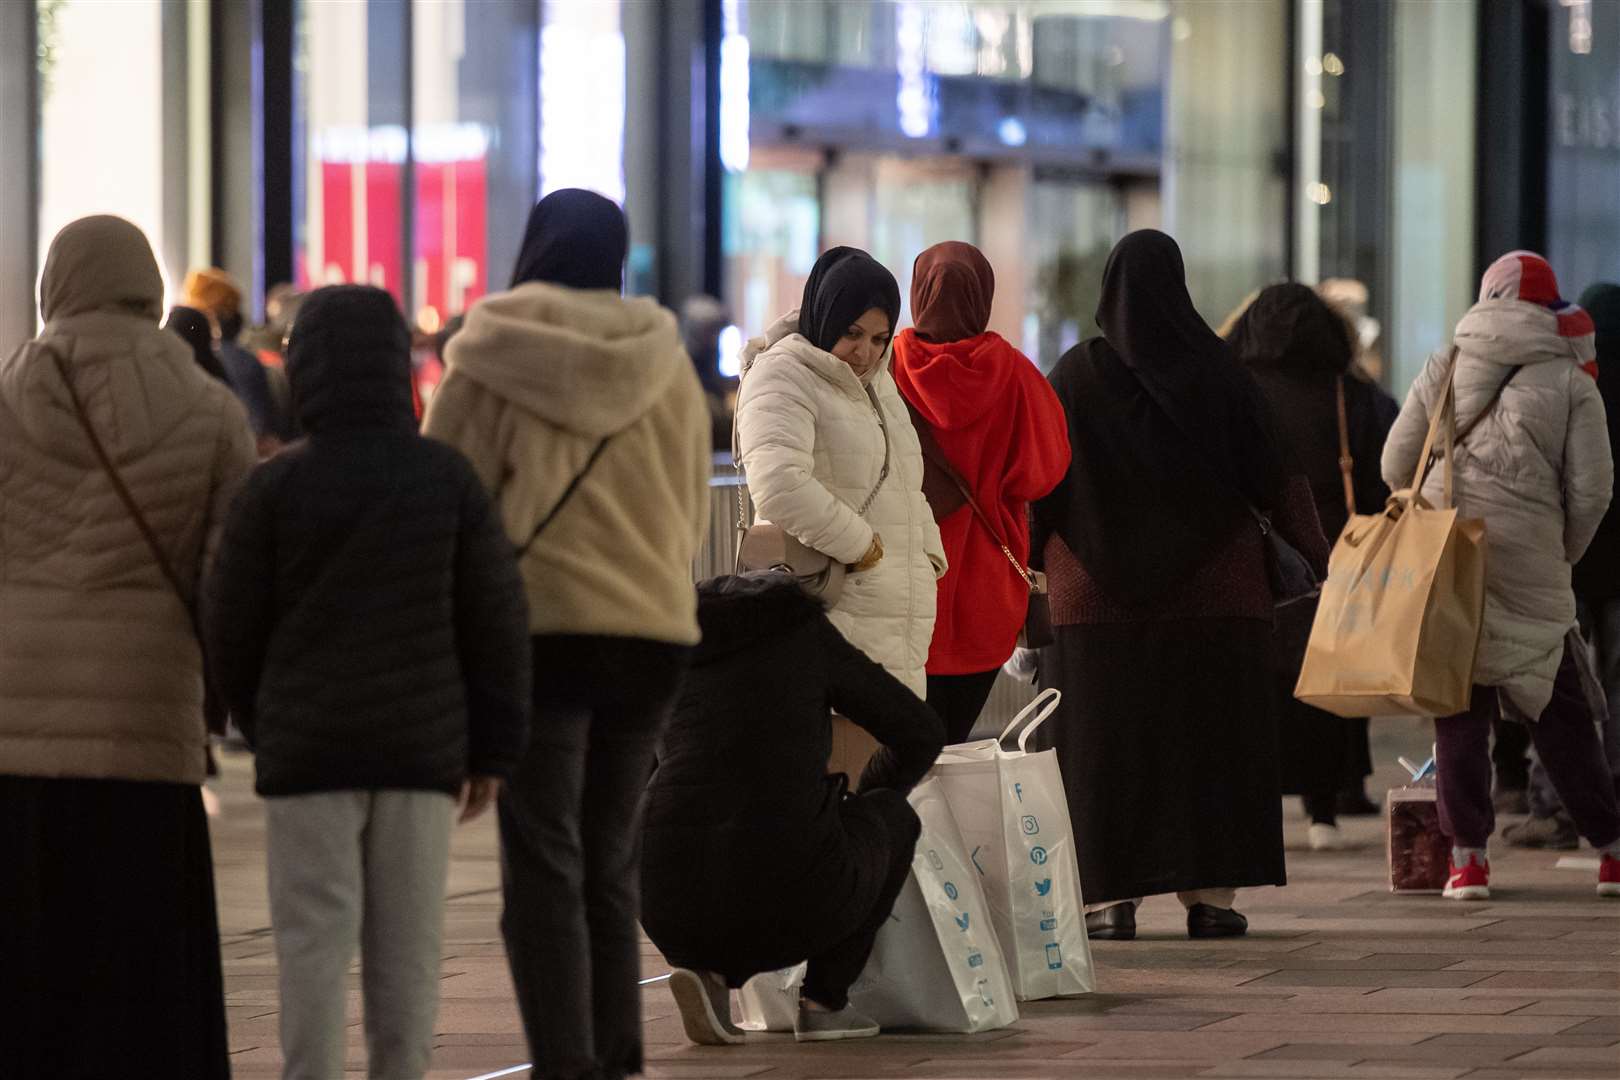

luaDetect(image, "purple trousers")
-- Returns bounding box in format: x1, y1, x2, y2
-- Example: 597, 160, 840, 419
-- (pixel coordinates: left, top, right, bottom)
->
1435, 642, 1620, 850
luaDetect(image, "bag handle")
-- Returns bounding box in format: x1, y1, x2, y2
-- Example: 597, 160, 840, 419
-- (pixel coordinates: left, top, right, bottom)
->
930, 429, 1040, 591
1407, 348, 1460, 507
1335, 375, 1356, 521
997, 687, 1062, 752
51, 355, 199, 623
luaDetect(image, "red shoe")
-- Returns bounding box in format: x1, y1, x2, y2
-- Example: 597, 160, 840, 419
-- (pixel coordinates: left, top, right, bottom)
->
1443, 853, 1490, 900
1600, 854, 1620, 899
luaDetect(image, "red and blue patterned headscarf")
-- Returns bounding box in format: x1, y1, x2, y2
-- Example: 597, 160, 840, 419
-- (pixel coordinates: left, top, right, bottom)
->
1479, 250, 1598, 379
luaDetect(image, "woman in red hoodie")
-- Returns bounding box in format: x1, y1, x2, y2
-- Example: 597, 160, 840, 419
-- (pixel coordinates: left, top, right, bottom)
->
893, 242, 1072, 743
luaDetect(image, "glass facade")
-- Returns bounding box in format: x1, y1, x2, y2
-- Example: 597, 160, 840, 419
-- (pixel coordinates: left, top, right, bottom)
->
1547, 0, 1620, 295
723, 0, 1285, 371
36, 0, 169, 293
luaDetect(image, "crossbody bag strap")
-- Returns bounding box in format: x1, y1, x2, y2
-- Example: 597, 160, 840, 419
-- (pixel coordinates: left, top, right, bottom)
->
51, 356, 199, 621
517, 436, 611, 556
1335, 375, 1356, 520
937, 448, 1039, 590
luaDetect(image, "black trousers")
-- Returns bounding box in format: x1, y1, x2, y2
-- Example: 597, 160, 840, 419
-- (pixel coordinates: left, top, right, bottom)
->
926, 669, 1002, 746
0, 776, 229, 1080
500, 637, 686, 1080
800, 789, 921, 1011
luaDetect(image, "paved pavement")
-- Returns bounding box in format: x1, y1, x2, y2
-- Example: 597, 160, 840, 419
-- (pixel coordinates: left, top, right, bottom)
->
211, 721, 1619, 1080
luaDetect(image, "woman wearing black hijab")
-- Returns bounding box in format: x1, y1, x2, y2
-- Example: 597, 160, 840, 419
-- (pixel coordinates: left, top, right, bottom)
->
734, 247, 946, 701
1227, 284, 1395, 850
424, 189, 711, 1080
1031, 232, 1328, 941
165, 305, 231, 384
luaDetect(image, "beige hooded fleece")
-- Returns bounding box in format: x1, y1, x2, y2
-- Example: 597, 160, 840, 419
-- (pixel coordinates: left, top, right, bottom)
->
424, 281, 710, 645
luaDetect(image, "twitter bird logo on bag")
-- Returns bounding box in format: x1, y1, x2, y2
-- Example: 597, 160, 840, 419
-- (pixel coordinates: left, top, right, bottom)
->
1034, 878, 1052, 897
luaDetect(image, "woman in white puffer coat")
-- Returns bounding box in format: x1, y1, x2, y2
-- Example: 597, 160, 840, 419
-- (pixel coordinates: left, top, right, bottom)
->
736, 247, 946, 696
1383, 250, 1620, 902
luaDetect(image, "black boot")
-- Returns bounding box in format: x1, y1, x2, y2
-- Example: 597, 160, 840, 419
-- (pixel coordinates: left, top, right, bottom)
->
1187, 903, 1248, 939
1085, 903, 1136, 941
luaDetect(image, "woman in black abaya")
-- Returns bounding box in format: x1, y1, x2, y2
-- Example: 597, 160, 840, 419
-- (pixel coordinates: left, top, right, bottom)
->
1031, 231, 1327, 940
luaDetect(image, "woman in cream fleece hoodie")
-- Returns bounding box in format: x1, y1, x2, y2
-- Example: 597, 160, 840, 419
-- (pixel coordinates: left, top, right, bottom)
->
424, 190, 710, 1080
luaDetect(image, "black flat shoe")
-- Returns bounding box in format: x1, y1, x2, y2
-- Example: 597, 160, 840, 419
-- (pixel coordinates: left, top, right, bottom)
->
1086, 903, 1136, 941
1336, 787, 1381, 817
1187, 903, 1248, 939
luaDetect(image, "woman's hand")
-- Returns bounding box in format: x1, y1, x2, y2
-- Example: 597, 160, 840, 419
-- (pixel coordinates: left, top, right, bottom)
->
457, 775, 504, 824
852, 534, 884, 572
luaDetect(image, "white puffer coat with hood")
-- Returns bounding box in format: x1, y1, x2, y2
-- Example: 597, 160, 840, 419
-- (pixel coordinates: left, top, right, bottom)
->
736, 312, 946, 696
1383, 257, 1612, 719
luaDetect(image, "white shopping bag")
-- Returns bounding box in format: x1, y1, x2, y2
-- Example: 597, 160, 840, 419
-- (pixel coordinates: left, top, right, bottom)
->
930, 688, 1095, 1000
846, 777, 1019, 1033
735, 963, 803, 1032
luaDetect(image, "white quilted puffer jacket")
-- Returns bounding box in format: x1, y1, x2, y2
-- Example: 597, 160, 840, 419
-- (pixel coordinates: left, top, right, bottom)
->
736, 312, 945, 695
1383, 300, 1613, 718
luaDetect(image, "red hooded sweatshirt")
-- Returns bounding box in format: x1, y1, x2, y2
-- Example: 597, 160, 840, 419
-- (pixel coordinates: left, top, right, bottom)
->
893, 329, 1070, 673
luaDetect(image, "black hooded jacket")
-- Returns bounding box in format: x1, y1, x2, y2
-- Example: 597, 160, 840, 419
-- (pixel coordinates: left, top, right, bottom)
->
204, 286, 532, 796
1228, 284, 1399, 543
641, 576, 942, 948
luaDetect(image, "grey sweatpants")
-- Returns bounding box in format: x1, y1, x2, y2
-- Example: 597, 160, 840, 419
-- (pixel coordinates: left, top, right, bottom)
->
266, 790, 455, 1080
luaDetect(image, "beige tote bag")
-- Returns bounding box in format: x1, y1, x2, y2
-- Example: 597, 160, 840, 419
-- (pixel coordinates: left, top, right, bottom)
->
1294, 351, 1487, 718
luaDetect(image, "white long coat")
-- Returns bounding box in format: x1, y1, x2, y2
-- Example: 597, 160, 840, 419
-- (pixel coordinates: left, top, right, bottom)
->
1383, 300, 1613, 718
736, 313, 945, 695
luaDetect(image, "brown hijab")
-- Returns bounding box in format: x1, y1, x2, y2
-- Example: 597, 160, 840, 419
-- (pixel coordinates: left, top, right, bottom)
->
40, 215, 165, 324
910, 241, 994, 343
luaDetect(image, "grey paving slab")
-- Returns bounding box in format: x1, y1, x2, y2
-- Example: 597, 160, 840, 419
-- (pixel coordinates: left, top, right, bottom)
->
190, 730, 1620, 1079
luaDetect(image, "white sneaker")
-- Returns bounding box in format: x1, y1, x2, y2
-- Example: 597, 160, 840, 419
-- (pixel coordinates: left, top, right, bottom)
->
794, 1003, 880, 1042
1308, 823, 1347, 851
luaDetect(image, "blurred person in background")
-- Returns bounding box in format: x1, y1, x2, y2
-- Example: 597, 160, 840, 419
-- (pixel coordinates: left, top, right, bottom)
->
1032, 231, 1327, 942
682, 293, 739, 452
892, 241, 1070, 742
736, 246, 946, 697
1382, 251, 1620, 900
0, 215, 255, 1078
166, 304, 232, 385
1226, 283, 1394, 850
424, 189, 711, 1080
184, 268, 296, 454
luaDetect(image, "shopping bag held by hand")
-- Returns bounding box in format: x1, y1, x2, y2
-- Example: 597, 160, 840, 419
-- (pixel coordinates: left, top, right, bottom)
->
929, 688, 1095, 1000
1294, 351, 1487, 718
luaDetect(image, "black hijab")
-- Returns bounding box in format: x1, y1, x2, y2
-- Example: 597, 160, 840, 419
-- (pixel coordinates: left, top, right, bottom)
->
509, 188, 628, 291
797, 247, 901, 354
1033, 231, 1283, 607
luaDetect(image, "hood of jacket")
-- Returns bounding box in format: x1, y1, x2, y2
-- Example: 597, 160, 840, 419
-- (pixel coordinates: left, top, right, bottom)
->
286, 285, 418, 435
1, 313, 216, 467
1454, 300, 1597, 370
693, 574, 825, 664
444, 281, 683, 437
892, 329, 1023, 432
738, 309, 888, 399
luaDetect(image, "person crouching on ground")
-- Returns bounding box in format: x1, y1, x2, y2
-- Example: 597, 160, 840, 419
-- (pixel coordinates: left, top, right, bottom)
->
204, 285, 533, 1078
1382, 251, 1620, 900
641, 574, 945, 1044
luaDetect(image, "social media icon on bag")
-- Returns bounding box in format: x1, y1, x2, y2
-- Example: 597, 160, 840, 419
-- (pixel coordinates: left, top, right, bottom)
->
1021, 815, 1040, 835
1034, 877, 1052, 897
926, 849, 944, 871
1030, 846, 1048, 865
943, 882, 959, 901
1045, 943, 1063, 971
1040, 917, 1057, 932
954, 911, 970, 931
967, 951, 983, 968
